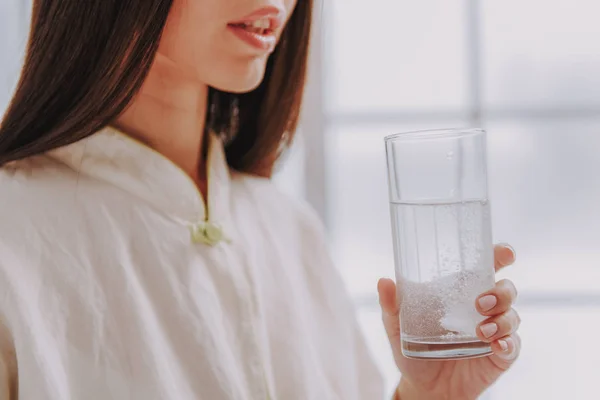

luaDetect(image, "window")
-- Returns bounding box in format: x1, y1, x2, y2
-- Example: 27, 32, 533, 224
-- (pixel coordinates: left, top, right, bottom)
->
305, 0, 600, 397
0, 0, 29, 113
3, 1, 599, 398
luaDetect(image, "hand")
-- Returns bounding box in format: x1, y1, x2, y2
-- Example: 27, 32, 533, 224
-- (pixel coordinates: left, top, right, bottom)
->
378, 244, 520, 400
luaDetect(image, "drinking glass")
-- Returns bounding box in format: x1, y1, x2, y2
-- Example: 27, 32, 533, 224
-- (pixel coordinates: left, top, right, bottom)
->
385, 128, 495, 359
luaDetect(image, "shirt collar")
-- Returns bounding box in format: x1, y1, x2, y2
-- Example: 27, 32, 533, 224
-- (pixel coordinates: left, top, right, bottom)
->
47, 126, 233, 235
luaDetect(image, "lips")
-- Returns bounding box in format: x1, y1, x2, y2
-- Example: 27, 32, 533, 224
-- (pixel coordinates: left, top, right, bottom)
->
229, 19, 274, 36
227, 7, 284, 52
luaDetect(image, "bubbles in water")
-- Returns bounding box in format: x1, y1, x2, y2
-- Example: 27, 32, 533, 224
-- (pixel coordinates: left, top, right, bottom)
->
438, 269, 492, 335
401, 269, 493, 339
394, 201, 495, 341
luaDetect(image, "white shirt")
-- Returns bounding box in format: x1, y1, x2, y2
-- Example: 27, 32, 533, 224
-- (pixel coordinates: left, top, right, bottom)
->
0, 128, 384, 400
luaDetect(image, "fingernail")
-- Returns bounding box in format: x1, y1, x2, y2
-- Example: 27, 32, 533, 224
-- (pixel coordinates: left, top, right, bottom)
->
497, 337, 515, 359
501, 243, 516, 261
480, 323, 498, 338
499, 340, 509, 352
478, 295, 497, 312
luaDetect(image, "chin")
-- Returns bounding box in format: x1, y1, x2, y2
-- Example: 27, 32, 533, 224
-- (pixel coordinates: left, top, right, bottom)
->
209, 60, 268, 94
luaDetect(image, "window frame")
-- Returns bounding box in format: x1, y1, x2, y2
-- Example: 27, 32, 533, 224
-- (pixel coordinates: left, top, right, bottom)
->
305, 0, 600, 307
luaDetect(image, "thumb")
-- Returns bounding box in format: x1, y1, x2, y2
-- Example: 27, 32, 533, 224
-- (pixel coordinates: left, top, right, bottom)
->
378, 278, 401, 342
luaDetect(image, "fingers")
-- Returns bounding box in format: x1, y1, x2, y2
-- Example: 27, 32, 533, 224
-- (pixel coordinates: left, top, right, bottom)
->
494, 243, 516, 272
490, 333, 522, 369
489, 245, 521, 368
477, 308, 521, 343
377, 278, 400, 341
378, 278, 398, 315
476, 279, 518, 316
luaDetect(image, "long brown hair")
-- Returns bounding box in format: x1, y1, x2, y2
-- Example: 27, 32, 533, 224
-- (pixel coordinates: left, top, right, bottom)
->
0, 0, 312, 176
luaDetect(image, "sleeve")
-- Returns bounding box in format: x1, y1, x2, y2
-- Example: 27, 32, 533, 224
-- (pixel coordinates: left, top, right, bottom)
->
0, 317, 17, 400
295, 200, 387, 399
0, 241, 19, 400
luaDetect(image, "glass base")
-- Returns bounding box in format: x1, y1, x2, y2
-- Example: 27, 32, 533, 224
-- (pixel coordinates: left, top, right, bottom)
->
402, 338, 492, 360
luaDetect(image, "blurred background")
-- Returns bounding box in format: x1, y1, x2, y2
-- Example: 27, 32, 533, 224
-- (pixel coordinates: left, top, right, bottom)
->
295, 0, 600, 398
2, 1, 600, 399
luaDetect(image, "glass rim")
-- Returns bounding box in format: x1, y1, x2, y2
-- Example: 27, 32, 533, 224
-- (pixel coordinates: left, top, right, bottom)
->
384, 127, 485, 142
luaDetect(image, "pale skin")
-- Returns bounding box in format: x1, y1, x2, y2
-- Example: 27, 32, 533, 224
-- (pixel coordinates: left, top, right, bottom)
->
112, 0, 521, 398
379, 244, 521, 400
115, 0, 297, 198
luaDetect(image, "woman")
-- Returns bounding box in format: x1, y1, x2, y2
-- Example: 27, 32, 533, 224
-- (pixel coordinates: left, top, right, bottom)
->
0, 1, 521, 399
